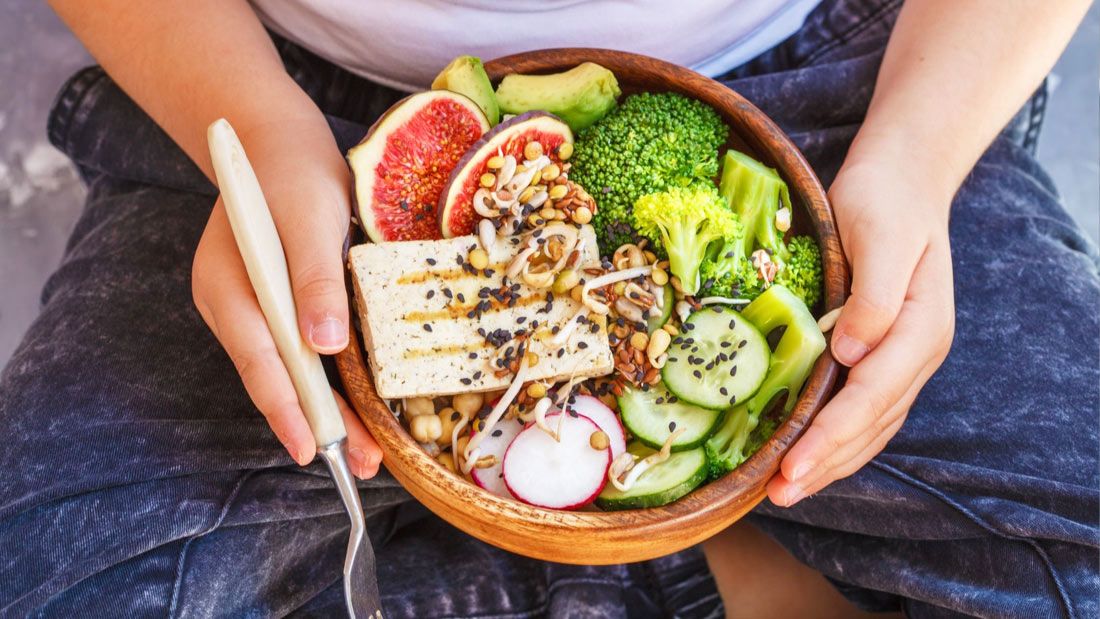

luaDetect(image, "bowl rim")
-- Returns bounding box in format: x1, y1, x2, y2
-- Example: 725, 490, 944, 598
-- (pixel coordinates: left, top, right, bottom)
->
336, 47, 849, 564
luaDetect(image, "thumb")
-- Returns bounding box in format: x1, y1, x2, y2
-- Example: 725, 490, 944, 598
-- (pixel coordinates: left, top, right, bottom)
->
832, 227, 923, 367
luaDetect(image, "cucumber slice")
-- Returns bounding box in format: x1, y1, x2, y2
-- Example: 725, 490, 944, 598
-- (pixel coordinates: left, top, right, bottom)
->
596, 442, 707, 510
618, 382, 723, 451
661, 306, 770, 409
646, 285, 674, 334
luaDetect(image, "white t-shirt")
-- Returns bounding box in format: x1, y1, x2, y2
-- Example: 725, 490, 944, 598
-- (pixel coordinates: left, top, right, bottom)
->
250, 0, 822, 92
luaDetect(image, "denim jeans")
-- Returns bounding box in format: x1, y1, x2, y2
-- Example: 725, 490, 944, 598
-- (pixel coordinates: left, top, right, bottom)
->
2, 0, 1098, 617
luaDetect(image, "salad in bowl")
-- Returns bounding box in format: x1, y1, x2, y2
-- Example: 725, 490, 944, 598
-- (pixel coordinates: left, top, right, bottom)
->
343, 53, 830, 515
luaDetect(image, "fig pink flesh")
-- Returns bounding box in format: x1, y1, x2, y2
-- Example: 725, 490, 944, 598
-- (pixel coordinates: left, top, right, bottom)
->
502, 412, 610, 510
567, 395, 627, 459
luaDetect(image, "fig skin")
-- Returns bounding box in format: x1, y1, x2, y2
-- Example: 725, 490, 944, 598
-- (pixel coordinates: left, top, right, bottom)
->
437, 111, 574, 238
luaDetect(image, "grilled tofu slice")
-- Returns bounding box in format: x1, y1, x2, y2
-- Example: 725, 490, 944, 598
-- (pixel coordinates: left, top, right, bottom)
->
349, 225, 613, 400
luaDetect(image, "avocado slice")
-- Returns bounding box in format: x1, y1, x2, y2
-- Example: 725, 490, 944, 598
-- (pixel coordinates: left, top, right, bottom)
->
495, 62, 620, 132
431, 55, 501, 126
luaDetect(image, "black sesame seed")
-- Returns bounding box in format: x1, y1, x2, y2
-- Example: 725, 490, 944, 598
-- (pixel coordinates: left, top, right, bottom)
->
491, 429, 503, 437
426, 290, 435, 299
460, 377, 472, 385
422, 323, 432, 332
451, 411, 461, 422
517, 316, 527, 324
468, 352, 478, 359
457, 293, 465, 303
426, 257, 436, 265
578, 341, 589, 349
472, 371, 482, 380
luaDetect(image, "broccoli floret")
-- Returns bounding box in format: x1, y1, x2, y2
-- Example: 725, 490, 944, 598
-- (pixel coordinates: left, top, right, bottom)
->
703, 285, 826, 478
570, 92, 729, 249
703, 403, 758, 479
633, 186, 741, 295
774, 235, 823, 308
718, 149, 792, 262
699, 239, 763, 300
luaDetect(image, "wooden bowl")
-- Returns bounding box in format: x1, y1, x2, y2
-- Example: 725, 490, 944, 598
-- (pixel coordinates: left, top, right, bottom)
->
336, 48, 849, 565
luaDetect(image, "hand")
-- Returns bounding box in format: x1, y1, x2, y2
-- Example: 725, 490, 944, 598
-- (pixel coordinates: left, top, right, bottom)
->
191, 119, 382, 479
767, 159, 956, 506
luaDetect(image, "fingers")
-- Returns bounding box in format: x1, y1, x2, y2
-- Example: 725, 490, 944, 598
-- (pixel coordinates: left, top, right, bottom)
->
335, 391, 384, 479
770, 239, 954, 506
831, 215, 926, 366
193, 199, 317, 465
271, 178, 352, 355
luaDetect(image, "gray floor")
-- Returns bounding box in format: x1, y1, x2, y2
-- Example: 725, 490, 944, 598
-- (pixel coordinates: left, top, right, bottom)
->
1, 4, 1098, 367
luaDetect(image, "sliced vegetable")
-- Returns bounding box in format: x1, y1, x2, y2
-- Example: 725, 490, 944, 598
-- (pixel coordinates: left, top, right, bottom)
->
568, 395, 627, 459
502, 413, 610, 509
662, 306, 769, 409
596, 442, 707, 510
618, 382, 723, 451
469, 417, 524, 498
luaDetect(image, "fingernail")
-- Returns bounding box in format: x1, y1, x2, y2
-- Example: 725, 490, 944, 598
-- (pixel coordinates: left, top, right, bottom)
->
310, 318, 347, 350
789, 462, 812, 482
833, 334, 869, 366
348, 447, 371, 479
783, 485, 806, 507
286, 443, 305, 466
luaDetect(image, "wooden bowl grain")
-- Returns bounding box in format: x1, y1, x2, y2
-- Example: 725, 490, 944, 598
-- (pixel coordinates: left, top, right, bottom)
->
336, 48, 849, 565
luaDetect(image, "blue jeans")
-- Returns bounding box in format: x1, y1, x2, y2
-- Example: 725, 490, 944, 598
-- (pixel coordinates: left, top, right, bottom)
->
2, 0, 1097, 616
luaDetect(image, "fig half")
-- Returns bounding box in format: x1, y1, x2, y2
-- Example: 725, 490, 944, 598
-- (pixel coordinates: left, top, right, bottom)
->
437, 112, 573, 239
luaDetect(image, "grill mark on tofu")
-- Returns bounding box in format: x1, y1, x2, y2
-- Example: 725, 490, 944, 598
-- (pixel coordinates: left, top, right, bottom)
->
402, 341, 491, 359
396, 262, 508, 285
402, 292, 549, 322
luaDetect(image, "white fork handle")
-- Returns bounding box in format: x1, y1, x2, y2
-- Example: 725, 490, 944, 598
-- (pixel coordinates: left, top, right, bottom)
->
207, 118, 347, 447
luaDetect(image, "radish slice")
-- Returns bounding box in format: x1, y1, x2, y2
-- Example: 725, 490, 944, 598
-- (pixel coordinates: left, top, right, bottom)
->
503, 413, 611, 509
567, 395, 627, 459
469, 417, 524, 498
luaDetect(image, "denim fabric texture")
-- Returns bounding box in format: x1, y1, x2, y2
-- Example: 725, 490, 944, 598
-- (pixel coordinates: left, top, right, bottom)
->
2, 0, 1098, 616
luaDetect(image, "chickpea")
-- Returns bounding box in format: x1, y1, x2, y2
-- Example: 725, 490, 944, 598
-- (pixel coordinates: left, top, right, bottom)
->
410, 414, 442, 443
452, 392, 484, 418
437, 407, 463, 446
405, 397, 435, 417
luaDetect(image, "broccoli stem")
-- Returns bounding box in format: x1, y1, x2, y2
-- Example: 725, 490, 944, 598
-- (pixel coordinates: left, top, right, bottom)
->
703, 285, 826, 478
718, 150, 792, 262
661, 218, 722, 295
